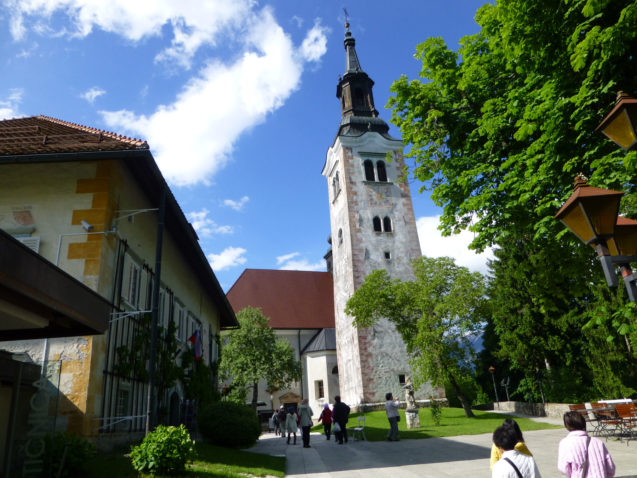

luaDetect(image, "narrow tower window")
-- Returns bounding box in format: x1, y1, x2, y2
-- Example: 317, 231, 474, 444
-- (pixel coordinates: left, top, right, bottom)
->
373, 216, 382, 232
338, 228, 343, 244
383, 216, 392, 232
377, 161, 387, 182
354, 88, 364, 107
332, 171, 341, 197
364, 160, 375, 181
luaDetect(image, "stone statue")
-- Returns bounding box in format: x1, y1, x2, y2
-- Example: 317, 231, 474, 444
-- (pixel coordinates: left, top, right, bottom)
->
403, 376, 420, 429
404, 376, 417, 411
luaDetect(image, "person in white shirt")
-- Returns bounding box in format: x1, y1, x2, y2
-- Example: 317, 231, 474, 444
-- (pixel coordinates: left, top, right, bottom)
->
385, 392, 400, 441
492, 425, 542, 478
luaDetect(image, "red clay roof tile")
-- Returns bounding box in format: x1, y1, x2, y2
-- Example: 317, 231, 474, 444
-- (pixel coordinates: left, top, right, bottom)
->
226, 269, 334, 329
0, 116, 147, 155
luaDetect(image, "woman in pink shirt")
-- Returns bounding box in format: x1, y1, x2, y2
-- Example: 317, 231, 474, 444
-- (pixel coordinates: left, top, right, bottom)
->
558, 411, 615, 478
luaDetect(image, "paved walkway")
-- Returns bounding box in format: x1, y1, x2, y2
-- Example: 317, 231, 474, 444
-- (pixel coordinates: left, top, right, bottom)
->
247, 414, 637, 477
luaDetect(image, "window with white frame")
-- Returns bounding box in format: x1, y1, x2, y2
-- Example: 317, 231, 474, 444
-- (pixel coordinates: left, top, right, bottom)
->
140, 265, 152, 309
115, 385, 131, 431
125, 258, 141, 308
186, 313, 200, 340
174, 302, 185, 341
315, 380, 324, 399
210, 333, 218, 363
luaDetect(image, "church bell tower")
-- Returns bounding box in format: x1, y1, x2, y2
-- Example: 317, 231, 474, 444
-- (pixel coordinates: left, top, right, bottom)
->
322, 23, 429, 406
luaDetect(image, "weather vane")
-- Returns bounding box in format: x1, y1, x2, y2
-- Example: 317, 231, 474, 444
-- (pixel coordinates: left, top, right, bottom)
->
343, 7, 350, 25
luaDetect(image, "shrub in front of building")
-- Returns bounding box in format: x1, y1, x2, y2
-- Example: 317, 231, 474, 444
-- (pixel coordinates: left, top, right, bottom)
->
198, 401, 261, 447
130, 424, 195, 474
44, 432, 96, 477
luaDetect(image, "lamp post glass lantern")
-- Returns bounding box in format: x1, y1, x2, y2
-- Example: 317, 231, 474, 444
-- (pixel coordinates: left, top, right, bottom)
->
596, 91, 637, 151
555, 175, 637, 301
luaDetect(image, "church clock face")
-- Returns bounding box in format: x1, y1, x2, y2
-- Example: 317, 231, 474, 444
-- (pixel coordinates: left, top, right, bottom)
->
366, 185, 391, 207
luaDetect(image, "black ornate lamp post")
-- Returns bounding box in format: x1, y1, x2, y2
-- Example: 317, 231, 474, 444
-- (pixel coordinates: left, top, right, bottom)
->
555, 175, 637, 301
489, 366, 500, 409
555, 91, 637, 300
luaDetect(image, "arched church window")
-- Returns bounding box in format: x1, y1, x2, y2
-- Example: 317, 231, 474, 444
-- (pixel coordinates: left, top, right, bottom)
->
332, 365, 338, 375
354, 88, 364, 107
338, 228, 343, 244
364, 160, 375, 181
332, 171, 340, 197
377, 161, 387, 182
373, 216, 382, 232
383, 216, 392, 232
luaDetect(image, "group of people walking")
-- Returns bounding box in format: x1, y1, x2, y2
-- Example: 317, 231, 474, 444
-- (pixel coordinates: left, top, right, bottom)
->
271, 395, 351, 447
272, 399, 314, 447
491, 412, 615, 478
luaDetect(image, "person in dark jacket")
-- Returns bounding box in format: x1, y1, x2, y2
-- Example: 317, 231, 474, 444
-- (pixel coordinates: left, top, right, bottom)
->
277, 406, 287, 439
332, 395, 350, 444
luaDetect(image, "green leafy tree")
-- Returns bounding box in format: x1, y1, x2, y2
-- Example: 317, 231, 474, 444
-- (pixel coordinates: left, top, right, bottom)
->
219, 307, 302, 411
345, 257, 488, 417
486, 234, 599, 399
387, 0, 637, 398
388, 0, 636, 251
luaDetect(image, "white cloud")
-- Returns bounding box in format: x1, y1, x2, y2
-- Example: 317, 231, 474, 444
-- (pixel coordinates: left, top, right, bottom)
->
300, 20, 329, 62
100, 9, 328, 186
276, 252, 299, 265
290, 15, 303, 28
187, 208, 233, 237
0, 89, 23, 119
276, 252, 324, 271
5, 2, 328, 185
80, 86, 106, 104
223, 196, 249, 211
416, 215, 494, 275
279, 258, 325, 272
208, 246, 247, 271
6, 0, 253, 68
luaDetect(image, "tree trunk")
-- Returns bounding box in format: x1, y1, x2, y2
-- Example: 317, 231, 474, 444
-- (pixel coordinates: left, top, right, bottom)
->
448, 374, 474, 418
250, 381, 259, 412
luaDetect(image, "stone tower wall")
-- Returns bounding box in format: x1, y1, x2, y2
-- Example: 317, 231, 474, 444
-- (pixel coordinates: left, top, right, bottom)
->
324, 132, 432, 407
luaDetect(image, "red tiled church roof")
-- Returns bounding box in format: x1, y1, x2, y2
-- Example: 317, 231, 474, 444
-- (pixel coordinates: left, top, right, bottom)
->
0, 115, 147, 155
226, 269, 335, 329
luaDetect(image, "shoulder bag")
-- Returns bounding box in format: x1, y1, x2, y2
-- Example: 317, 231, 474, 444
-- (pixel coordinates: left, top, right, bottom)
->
582, 436, 591, 478
503, 457, 523, 478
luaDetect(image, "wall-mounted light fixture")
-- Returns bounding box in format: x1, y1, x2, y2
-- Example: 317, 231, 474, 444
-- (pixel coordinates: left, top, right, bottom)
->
81, 220, 94, 232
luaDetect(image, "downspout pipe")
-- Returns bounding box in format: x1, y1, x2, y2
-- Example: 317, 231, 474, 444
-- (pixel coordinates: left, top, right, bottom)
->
297, 330, 303, 399
145, 186, 166, 434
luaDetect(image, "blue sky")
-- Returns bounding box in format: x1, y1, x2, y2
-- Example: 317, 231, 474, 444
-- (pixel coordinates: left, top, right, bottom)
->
0, 0, 492, 290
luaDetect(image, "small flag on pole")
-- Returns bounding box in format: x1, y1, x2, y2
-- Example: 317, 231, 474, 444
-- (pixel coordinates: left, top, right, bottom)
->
188, 328, 202, 361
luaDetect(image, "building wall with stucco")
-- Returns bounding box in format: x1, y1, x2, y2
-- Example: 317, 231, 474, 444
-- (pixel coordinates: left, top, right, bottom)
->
0, 158, 222, 438
305, 350, 338, 410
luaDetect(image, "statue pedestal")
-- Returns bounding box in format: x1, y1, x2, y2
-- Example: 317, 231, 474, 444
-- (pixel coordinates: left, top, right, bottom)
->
405, 409, 420, 429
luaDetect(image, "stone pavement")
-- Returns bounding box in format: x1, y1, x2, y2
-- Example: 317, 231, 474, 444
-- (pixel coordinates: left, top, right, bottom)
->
246, 415, 637, 477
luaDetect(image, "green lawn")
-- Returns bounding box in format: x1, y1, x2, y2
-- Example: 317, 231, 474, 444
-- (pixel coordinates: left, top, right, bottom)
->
312, 407, 560, 441
84, 441, 285, 478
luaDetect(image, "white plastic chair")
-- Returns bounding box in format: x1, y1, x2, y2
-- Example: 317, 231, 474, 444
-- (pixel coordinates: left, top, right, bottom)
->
352, 416, 366, 441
